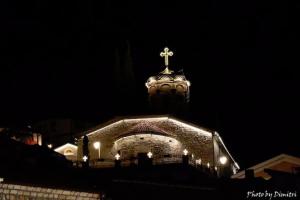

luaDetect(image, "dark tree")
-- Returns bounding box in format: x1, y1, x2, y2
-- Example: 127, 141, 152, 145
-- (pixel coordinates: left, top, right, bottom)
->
82, 135, 90, 168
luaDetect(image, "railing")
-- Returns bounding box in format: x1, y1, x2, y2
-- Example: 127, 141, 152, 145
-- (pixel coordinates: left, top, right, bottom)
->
75, 154, 205, 169
73, 156, 219, 177
73, 155, 221, 177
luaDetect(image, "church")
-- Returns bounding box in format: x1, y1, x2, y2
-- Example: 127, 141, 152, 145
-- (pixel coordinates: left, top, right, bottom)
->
74, 47, 239, 176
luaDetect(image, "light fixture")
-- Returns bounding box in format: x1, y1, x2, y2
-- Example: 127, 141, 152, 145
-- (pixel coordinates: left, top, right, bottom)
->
147, 151, 153, 158
215, 166, 218, 171
93, 141, 100, 149
191, 154, 194, 159
83, 155, 88, 162
115, 153, 121, 160
219, 156, 228, 165
183, 149, 188, 156
47, 144, 52, 149
196, 159, 202, 165
207, 162, 210, 168
93, 141, 101, 159
233, 167, 237, 174
187, 81, 191, 87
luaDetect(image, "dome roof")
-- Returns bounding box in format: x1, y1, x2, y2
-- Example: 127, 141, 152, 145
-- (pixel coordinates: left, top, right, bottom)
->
145, 67, 189, 88
145, 47, 191, 88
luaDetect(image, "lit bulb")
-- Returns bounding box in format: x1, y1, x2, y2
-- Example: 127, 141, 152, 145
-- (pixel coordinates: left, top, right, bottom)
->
93, 141, 100, 149
187, 81, 191, 87
147, 151, 153, 158
196, 159, 202, 165
115, 153, 121, 160
183, 149, 188, 156
219, 156, 228, 165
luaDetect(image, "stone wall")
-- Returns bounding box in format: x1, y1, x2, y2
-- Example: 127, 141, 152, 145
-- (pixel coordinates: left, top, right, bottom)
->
78, 117, 214, 165
0, 183, 100, 200
113, 134, 183, 159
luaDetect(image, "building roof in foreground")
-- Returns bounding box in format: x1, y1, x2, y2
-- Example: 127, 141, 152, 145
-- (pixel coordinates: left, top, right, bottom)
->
231, 154, 300, 179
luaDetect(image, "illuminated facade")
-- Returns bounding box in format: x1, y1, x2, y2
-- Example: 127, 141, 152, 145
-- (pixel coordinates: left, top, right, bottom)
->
77, 116, 239, 175
0, 127, 42, 146
75, 47, 239, 176
54, 143, 78, 162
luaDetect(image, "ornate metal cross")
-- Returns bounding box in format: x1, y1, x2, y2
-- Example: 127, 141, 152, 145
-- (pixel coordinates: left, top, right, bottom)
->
160, 47, 173, 67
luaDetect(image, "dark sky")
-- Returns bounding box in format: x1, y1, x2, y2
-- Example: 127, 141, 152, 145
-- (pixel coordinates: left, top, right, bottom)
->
0, 1, 299, 168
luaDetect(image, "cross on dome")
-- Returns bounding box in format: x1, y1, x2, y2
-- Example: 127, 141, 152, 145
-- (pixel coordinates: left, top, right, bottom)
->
160, 47, 174, 74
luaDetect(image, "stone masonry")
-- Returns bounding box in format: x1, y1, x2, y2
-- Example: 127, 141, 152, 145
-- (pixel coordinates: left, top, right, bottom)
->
78, 117, 214, 165
0, 183, 100, 200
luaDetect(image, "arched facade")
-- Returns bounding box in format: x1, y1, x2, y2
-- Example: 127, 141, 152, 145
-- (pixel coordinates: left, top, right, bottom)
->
77, 116, 239, 175
54, 143, 78, 162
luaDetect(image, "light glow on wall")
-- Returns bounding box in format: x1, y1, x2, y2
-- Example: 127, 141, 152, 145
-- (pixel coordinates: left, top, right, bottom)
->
123, 117, 168, 123
169, 118, 212, 137
85, 116, 212, 139
86, 117, 169, 136
54, 143, 77, 153
113, 133, 181, 147
87, 120, 124, 136
113, 133, 183, 160
77, 116, 241, 172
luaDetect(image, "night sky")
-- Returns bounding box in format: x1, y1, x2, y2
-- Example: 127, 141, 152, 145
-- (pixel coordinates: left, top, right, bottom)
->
0, 1, 299, 168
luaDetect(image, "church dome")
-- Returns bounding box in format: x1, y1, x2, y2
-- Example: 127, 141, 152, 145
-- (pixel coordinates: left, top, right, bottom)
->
174, 74, 187, 81
145, 47, 191, 113
146, 70, 190, 88
145, 47, 190, 88
146, 68, 190, 88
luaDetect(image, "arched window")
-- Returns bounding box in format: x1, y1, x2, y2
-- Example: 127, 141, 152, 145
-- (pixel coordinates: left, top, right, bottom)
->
64, 149, 74, 156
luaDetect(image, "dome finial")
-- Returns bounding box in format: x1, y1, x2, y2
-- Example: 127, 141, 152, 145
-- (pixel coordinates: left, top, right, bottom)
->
160, 47, 173, 73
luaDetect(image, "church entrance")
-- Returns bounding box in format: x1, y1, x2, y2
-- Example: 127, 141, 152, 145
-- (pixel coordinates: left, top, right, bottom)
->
137, 152, 151, 167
